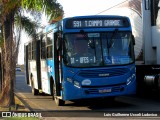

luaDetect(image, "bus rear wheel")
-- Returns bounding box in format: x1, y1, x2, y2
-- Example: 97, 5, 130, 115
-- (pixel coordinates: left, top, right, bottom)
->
52, 84, 65, 106
32, 87, 39, 95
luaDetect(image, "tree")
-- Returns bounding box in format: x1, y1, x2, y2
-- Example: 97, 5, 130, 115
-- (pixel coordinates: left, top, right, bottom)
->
0, 0, 63, 107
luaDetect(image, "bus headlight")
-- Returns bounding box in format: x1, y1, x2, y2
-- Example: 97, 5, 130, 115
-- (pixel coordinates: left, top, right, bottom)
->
127, 74, 135, 85
74, 81, 80, 88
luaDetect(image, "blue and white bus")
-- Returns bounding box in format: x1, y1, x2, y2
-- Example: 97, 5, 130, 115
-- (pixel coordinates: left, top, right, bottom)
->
24, 15, 136, 106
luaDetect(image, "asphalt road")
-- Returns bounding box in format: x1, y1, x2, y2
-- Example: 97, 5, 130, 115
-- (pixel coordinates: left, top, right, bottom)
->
15, 72, 160, 119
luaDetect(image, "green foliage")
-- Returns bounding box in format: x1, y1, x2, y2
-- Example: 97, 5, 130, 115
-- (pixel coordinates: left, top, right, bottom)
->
1, 0, 64, 26
21, 0, 64, 21
0, 1, 64, 41
0, 0, 64, 108
0, 0, 21, 22
15, 14, 39, 37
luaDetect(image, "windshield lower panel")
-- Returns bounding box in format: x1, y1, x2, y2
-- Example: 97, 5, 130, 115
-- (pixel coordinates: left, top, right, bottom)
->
63, 32, 134, 67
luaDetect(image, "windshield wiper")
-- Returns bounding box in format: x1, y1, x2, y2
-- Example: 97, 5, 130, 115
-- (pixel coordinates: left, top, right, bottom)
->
80, 30, 96, 49
89, 37, 97, 59
108, 28, 119, 48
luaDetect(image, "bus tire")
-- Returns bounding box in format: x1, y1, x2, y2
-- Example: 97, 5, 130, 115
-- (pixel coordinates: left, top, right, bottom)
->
32, 87, 39, 95
31, 75, 39, 95
50, 77, 54, 96
53, 83, 65, 106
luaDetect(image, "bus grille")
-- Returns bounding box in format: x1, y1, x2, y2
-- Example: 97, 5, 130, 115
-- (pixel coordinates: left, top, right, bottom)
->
85, 86, 124, 94
78, 68, 129, 78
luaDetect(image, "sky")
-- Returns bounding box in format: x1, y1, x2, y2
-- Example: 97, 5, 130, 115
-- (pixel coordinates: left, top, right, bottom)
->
58, 0, 126, 17
18, 0, 126, 65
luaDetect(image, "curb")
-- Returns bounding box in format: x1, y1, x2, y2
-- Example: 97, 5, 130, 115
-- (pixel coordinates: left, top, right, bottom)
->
15, 94, 31, 111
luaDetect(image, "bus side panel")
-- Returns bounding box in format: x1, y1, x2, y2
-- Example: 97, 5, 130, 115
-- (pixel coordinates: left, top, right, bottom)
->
30, 61, 38, 89
41, 60, 50, 94
47, 59, 54, 94
24, 45, 29, 85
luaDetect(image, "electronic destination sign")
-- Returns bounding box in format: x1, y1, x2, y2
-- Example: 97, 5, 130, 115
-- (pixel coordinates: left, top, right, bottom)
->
65, 17, 129, 28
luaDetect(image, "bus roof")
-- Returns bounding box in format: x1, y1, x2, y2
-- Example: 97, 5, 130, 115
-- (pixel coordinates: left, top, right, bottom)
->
44, 21, 62, 33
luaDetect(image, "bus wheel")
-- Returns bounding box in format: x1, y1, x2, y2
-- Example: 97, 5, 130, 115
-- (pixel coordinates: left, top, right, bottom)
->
31, 77, 39, 95
53, 84, 65, 106
32, 86, 39, 95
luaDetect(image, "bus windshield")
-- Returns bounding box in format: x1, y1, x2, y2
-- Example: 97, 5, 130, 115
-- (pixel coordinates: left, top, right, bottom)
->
63, 32, 134, 67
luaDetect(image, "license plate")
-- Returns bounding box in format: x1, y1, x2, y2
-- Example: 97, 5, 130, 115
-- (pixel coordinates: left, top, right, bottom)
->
99, 88, 112, 93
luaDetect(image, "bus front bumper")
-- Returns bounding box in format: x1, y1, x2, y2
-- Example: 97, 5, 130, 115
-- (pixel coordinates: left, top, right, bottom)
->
63, 78, 136, 101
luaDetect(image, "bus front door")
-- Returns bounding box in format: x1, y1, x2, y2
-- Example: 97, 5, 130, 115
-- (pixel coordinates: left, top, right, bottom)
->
53, 32, 65, 106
